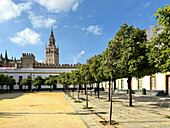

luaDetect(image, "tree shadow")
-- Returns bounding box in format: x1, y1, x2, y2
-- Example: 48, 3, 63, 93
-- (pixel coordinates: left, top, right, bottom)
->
0, 93, 24, 100
0, 111, 107, 118
79, 97, 87, 101
104, 92, 170, 109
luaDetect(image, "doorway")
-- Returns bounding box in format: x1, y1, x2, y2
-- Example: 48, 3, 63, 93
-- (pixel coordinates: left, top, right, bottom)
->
166, 75, 170, 95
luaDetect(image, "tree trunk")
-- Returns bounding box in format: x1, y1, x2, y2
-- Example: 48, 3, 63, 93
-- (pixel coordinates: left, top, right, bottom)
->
24, 85, 25, 93
81, 85, 83, 93
108, 81, 111, 101
77, 85, 80, 101
50, 85, 52, 92
114, 80, 116, 91
7, 85, 9, 92
67, 86, 69, 95
97, 83, 100, 98
72, 85, 74, 98
109, 72, 113, 125
38, 85, 41, 92
128, 76, 132, 106
31, 84, 32, 93
1, 85, 3, 93
90, 84, 92, 96
69, 85, 70, 96
10, 85, 11, 93
86, 80, 88, 108
84, 84, 86, 95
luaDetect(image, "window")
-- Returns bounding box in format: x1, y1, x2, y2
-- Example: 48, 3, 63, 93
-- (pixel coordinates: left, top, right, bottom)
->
19, 76, 22, 82
138, 78, 142, 90
150, 76, 156, 90
121, 79, 124, 89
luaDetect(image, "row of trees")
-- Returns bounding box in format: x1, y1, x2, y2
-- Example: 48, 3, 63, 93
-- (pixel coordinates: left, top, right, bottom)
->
0, 5, 169, 124
57, 5, 170, 124
0, 75, 58, 93
18, 75, 58, 92
0, 74, 16, 93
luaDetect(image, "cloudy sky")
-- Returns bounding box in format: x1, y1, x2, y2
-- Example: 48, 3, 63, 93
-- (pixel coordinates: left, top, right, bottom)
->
0, 0, 169, 64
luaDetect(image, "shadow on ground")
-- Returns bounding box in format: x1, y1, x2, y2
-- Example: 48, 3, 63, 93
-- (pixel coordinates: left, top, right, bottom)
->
99, 92, 170, 109
0, 111, 108, 118
0, 93, 24, 100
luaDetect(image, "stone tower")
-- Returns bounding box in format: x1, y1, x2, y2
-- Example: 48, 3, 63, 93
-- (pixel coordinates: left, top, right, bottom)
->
22, 53, 35, 68
45, 28, 59, 65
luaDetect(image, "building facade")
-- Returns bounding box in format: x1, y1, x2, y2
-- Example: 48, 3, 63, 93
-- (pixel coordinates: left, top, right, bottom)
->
0, 29, 81, 90
96, 26, 170, 96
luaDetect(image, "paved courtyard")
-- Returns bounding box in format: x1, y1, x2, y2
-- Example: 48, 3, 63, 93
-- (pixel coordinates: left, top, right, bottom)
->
0, 91, 170, 128
64, 90, 170, 128
0, 92, 86, 128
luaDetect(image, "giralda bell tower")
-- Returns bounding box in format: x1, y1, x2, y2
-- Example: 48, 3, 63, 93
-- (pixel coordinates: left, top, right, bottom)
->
45, 28, 59, 65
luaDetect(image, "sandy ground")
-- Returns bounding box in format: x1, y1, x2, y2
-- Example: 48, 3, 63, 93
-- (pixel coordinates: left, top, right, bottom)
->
0, 92, 86, 128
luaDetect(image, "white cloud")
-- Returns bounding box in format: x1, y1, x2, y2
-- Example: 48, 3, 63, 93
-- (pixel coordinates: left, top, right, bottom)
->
72, 2, 79, 11
38, 60, 44, 63
82, 25, 102, 35
82, 27, 86, 30
10, 28, 42, 46
29, 12, 56, 28
73, 50, 84, 63
63, 25, 70, 29
143, 2, 150, 7
64, 25, 80, 29
34, 0, 83, 13
0, 0, 31, 22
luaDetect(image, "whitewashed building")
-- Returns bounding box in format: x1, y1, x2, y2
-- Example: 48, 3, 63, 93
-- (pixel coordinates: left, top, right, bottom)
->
0, 29, 80, 91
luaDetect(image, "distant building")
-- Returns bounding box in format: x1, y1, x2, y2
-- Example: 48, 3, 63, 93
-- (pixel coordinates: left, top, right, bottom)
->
0, 28, 81, 91
45, 28, 59, 65
0, 28, 80, 69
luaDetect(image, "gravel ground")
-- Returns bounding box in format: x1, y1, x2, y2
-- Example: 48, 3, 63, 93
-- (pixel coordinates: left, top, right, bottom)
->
0, 92, 86, 128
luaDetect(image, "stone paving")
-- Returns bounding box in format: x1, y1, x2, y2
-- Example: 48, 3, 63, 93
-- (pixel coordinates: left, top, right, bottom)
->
64, 91, 170, 128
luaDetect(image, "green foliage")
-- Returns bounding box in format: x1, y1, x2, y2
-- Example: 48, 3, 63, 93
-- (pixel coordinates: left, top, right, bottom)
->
115, 23, 149, 78
44, 75, 58, 86
58, 72, 71, 86
102, 38, 122, 80
148, 4, 170, 73
88, 54, 105, 83
44, 77, 54, 86
0, 74, 6, 85
20, 78, 31, 86
70, 70, 83, 85
10, 78, 16, 86
32, 76, 44, 87
79, 64, 91, 82
154, 4, 170, 28
0, 74, 12, 85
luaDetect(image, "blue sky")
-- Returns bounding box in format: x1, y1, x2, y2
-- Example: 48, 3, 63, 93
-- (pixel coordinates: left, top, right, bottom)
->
0, 0, 169, 64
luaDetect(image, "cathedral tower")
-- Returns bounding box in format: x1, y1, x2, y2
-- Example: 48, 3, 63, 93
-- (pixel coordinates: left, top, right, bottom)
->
45, 28, 59, 65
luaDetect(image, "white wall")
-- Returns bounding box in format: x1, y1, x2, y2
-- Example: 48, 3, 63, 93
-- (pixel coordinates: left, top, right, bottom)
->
156, 73, 165, 90
132, 78, 138, 90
